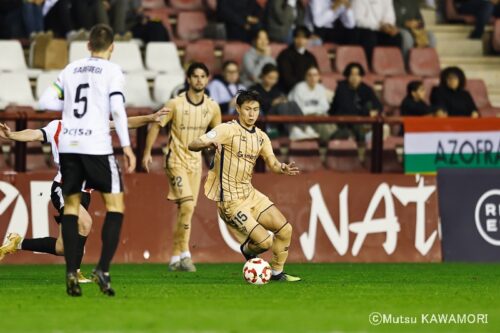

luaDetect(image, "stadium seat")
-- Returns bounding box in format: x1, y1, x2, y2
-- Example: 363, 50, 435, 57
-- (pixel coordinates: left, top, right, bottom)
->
154, 73, 186, 103
123, 74, 155, 108
35, 71, 59, 99
288, 140, 324, 172
321, 73, 339, 92
466, 79, 500, 117
222, 42, 252, 67
0, 73, 37, 109
493, 19, 500, 53
0, 40, 41, 78
334, 46, 369, 74
444, 0, 475, 23
176, 11, 208, 41
326, 139, 364, 172
270, 43, 288, 58
408, 48, 441, 78
309, 45, 332, 73
382, 76, 419, 113
372, 47, 406, 76
169, 0, 204, 10
206, 0, 217, 11
145, 42, 184, 76
112, 42, 156, 79
184, 39, 220, 74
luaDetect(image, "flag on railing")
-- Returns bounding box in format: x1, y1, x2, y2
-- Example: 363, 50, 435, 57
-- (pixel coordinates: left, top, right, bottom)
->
403, 117, 500, 174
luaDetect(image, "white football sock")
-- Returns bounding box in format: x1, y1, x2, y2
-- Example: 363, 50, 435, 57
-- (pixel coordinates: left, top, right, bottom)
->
170, 255, 180, 264
180, 251, 191, 259
272, 269, 282, 276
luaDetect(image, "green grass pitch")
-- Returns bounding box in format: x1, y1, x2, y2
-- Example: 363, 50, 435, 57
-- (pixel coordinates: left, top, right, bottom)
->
0, 263, 499, 333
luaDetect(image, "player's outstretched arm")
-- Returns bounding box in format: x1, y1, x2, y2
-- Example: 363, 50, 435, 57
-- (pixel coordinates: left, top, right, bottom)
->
142, 124, 160, 173
111, 107, 170, 130
38, 85, 64, 111
263, 154, 300, 176
0, 123, 43, 142
188, 137, 222, 153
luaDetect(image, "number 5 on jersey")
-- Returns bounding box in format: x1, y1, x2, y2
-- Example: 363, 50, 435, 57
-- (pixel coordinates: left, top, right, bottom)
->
74, 83, 89, 118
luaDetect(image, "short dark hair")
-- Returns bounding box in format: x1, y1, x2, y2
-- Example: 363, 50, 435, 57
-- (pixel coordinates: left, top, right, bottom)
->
252, 28, 268, 41
440, 66, 466, 90
343, 62, 366, 78
293, 26, 311, 39
222, 60, 238, 70
236, 89, 260, 107
260, 63, 278, 77
407, 80, 423, 96
186, 62, 210, 77
88, 24, 114, 52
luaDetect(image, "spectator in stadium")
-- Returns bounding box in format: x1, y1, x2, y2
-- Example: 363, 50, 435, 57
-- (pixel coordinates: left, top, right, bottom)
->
430, 66, 479, 117
329, 62, 382, 160
217, 0, 262, 42
208, 61, 246, 115
288, 66, 336, 142
401, 80, 434, 116
277, 26, 318, 93
23, 0, 45, 37
394, 0, 437, 59
43, 0, 75, 38
70, 0, 108, 31
0, 0, 25, 39
250, 64, 319, 140
127, 0, 170, 42
241, 29, 276, 87
351, 0, 403, 62
264, 0, 306, 43
309, 0, 357, 45
454, 0, 499, 39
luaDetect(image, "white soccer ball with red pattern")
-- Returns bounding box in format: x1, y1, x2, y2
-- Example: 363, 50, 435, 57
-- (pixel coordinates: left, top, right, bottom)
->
243, 258, 272, 285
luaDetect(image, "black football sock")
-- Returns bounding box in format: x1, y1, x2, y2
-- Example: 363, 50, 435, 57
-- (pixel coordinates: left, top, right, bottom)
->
21, 237, 58, 255
97, 212, 123, 272
76, 234, 88, 270
61, 214, 79, 273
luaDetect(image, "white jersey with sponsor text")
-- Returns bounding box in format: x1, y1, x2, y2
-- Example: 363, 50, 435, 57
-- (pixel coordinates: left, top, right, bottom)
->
55, 57, 125, 155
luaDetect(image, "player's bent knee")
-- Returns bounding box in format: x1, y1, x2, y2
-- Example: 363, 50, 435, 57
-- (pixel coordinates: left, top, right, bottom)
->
179, 200, 195, 216
102, 193, 125, 213
55, 238, 64, 255
276, 223, 293, 240
78, 212, 92, 236
259, 236, 273, 251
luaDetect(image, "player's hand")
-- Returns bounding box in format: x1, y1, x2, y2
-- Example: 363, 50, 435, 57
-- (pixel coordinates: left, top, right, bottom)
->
210, 141, 222, 153
281, 161, 300, 176
0, 123, 12, 140
151, 107, 170, 124
142, 153, 153, 173
123, 146, 136, 173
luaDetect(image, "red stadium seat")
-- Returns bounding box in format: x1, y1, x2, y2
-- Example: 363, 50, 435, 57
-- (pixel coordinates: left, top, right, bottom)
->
372, 47, 406, 76
408, 48, 441, 78
493, 19, 500, 53
288, 140, 324, 172
270, 43, 288, 58
169, 0, 204, 11
176, 11, 207, 41
444, 0, 475, 23
326, 139, 365, 172
321, 72, 339, 91
308, 45, 332, 73
466, 79, 500, 117
222, 42, 252, 66
382, 76, 420, 113
184, 39, 220, 74
335, 46, 369, 74
206, 0, 217, 11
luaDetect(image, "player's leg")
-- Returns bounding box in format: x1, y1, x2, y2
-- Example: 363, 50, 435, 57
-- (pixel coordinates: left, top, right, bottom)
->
84, 154, 125, 296
257, 205, 300, 282
59, 153, 86, 296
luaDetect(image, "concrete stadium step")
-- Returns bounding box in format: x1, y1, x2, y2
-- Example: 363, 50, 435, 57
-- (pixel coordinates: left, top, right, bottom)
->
436, 38, 483, 57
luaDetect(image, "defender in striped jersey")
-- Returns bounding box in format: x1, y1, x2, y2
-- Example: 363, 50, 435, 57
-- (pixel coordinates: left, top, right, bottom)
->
189, 90, 301, 282
142, 62, 221, 272
0, 110, 168, 279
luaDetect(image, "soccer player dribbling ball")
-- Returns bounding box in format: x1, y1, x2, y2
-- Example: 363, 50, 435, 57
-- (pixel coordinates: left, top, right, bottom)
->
189, 90, 301, 282
142, 63, 221, 272
41, 23, 135, 296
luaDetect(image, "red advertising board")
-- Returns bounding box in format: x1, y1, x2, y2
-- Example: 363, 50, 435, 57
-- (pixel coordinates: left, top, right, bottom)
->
0, 171, 441, 264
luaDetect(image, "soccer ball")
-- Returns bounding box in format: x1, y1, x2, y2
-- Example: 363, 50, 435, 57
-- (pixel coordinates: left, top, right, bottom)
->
243, 258, 272, 285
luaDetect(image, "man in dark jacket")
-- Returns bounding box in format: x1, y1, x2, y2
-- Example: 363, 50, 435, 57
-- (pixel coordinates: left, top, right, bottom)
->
277, 26, 318, 93
217, 0, 262, 42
